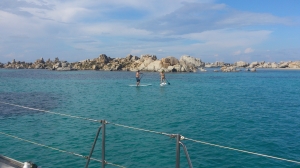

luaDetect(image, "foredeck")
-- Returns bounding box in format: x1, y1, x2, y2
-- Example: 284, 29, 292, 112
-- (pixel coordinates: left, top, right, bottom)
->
0, 155, 23, 168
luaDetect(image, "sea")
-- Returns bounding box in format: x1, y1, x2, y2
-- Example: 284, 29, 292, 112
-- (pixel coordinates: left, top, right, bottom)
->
0, 68, 299, 168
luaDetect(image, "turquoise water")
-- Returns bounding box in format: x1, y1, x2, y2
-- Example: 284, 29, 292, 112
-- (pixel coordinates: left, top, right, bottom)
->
0, 69, 300, 168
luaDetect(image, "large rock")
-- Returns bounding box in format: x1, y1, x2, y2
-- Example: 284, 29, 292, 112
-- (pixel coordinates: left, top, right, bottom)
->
162, 63, 170, 68
161, 58, 170, 64
278, 62, 289, 68
168, 56, 179, 65
35, 57, 45, 64
35, 64, 44, 69
262, 62, 271, 68
271, 62, 278, 68
57, 67, 71, 71
136, 55, 156, 69
179, 60, 196, 72
249, 62, 259, 68
167, 66, 177, 72
61, 62, 68, 67
221, 66, 238, 72
125, 54, 133, 61
179, 55, 204, 67
288, 61, 300, 68
147, 60, 163, 71
173, 65, 181, 72
162, 56, 179, 66
214, 62, 225, 67
92, 65, 99, 70
131, 56, 139, 61
235, 61, 248, 67
97, 54, 110, 63
53, 62, 61, 69
140, 54, 157, 62
54, 57, 60, 63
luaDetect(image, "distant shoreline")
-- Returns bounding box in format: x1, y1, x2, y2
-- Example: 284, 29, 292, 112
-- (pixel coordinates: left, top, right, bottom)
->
1, 67, 300, 71
256, 68, 300, 70
1, 56, 299, 72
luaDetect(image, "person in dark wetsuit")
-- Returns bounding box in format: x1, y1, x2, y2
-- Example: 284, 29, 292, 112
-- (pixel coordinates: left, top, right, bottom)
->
136, 70, 142, 86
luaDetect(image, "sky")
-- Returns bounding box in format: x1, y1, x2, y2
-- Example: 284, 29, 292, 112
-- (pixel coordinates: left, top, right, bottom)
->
0, 0, 299, 63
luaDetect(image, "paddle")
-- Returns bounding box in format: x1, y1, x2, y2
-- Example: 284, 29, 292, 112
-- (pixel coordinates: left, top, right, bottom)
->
166, 78, 170, 85
140, 73, 144, 80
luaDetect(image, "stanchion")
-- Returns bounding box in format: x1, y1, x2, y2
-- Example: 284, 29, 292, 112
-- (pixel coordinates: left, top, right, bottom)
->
102, 120, 106, 168
176, 134, 180, 168
85, 125, 102, 168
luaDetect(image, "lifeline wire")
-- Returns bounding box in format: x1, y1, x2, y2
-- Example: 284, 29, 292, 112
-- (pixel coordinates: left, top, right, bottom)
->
1, 101, 300, 165
0, 101, 99, 123
0, 131, 126, 168
110, 123, 300, 165
184, 137, 300, 164
110, 122, 171, 137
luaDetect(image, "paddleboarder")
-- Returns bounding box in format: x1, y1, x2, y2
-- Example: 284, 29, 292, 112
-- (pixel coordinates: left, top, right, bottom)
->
136, 70, 142, 86
160, 70, 166, 84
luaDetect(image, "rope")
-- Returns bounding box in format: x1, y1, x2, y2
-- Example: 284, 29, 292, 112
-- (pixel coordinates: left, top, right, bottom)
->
184, 137, 300, 164
0, 101, 100, 123
0, 131, 126, 168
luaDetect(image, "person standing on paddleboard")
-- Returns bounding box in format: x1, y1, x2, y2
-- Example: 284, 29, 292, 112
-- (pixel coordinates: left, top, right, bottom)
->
160, 70, 166, 84
136, 70, 142, 86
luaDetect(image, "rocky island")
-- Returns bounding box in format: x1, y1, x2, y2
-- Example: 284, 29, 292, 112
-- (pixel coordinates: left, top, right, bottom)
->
0, 54, 299, 72
0, 54, 204, 72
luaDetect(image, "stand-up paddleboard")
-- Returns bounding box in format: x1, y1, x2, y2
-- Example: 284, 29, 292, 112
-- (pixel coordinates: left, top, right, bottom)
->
160, 82, 167, 86
129, 84, 152, 87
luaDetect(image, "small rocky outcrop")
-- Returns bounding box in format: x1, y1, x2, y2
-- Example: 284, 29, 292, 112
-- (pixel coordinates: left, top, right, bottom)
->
206, 62, 230, 68
218, 60, 300, 72
235, 61, 249, 67
220, 66, 239, 72
4, 59, 33, 69
244, 61, 300, 69
199, 67, 207, 72
54, 61, 77, 71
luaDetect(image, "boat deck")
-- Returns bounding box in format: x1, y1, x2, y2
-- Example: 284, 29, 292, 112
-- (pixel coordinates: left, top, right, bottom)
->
0, 155, 23, 168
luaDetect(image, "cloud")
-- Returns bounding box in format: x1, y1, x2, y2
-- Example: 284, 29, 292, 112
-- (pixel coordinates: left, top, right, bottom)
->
180, 29, 272, 48
137, 2, 291, 35
0, 0, 298, 63
233, 50, 241, 55
244, 48, 254, 54
0, 0, 52, 17
80, 23, 151, 36
217, 12, 291, 26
